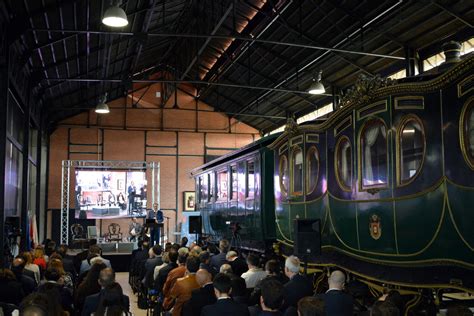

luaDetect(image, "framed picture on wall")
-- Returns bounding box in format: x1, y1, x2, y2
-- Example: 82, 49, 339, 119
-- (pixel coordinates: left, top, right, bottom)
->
117, 179, 124, 190
183, 191, 196, 211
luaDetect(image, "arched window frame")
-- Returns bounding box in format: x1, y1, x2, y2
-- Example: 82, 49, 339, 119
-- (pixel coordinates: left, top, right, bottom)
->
358, 118, 389, 191
279, 155, 288, 195
460, 97, 474, 170
334, 136, 352, 192
290, 146, 304, 196
396, 114, 426, 187
305, 146, 320, 195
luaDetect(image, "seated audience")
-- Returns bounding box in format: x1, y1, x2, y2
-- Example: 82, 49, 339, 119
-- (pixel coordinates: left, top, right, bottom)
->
37, 267, 73, 313
199, 251, 216, 277
83, 269, 130, 316
75, 262, 108, 314
259, 278, 285, 316
154, 250, 179, 293
297, 297, 326, 316
250, 260, 287, 305
79, 245, 111, 275
143, 244, 163, 288
227, 251, 248, 277
220, 263, 233, 274
0, 268, 24, 305
182, 269, 216, 316
230, 274, 248, 305
241, 254, 267, 289
371, 301, 399, 316
154, 251, 169, 281
210, 239, 229, 272
315, 270, 353, 316
181, 237, 189, 248
168, 255, 201, 316
19, 292, 66, 316
162, 253, 188, 310
20, 252, 41, 285
283, 256, 313, 309
33, 247, 47, 271
48, 258, 74, 292
74, 239, 98, 273
200, 273, 250, 316
11, 257, 36, 295
57, 244, 77, 278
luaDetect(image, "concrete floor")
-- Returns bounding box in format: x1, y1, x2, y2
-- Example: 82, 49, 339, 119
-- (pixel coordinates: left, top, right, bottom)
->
116, 272, 147, 316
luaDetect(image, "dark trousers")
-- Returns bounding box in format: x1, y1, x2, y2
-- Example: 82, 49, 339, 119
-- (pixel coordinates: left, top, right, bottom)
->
150, 227, 160, 246
128, 197, 134, 213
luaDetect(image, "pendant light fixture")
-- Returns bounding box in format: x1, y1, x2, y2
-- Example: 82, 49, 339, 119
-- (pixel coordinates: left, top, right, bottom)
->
102, 1, 128, 27
308, 70, 325, 95
95, 94, 110, 114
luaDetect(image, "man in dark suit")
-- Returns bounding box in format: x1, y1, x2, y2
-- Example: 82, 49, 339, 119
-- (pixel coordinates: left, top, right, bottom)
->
209, 239, 230, 272
314, 270, 353, 316
258, 278, 285, 316
226, 251, 248, 277
82, 268, 130, 316
199, 251, 216, 277
143, 244, 163, 288
11, 257, 36, 294
154, 249, 178, 293
182, 269, 216, 316
283, 256, 313, 309
200, 273, 249, 316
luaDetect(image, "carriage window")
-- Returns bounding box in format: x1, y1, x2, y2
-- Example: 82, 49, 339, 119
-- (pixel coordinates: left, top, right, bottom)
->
291, 147, 303, 195
279, 155, 288, 194
399, 117, 424, 185
306, 146, 319, 195
246, 161, 255, 198
199, 175, 208, 202
361, 119, 387, 188
208, 173, 215, 202
461, 100, 474, 169
217, 170, 228, 201
230, 165, 238, 200
336, 137, 352, 190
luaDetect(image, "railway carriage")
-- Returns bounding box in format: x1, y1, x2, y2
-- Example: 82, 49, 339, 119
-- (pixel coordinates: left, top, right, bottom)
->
193, 51, 474, 294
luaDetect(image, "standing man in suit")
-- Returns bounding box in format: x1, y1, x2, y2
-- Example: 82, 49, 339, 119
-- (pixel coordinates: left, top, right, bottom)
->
182, 269, 216, 316
127, 181, 136, 214
314, 270, 353, 316
209, 239, 230, 272
200, 273, 249, 316
282, 256, 313, 309
147, 202, 163, 247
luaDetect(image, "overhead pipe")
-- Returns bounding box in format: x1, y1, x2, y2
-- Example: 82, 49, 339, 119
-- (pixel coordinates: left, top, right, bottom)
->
28, 28, 405, 60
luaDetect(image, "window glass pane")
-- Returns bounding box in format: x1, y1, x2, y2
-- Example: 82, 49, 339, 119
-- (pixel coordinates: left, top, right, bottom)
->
466, 105, 474, 161
199, 176, 207, 202
361, 120, 387, 187
231, 165, 238, 200
400, 119, 424, 183
336, 138, 352, 190
279, 155, 288, 194
306, 146, 319, 194
5, 142, 23, 217
217, 170, 228, 201
208, 173, 215, 202
291, 147, 303, 194
246, 161, 255, 198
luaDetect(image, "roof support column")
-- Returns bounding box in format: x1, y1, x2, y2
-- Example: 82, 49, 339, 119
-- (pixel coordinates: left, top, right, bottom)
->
404, 46, 418, 77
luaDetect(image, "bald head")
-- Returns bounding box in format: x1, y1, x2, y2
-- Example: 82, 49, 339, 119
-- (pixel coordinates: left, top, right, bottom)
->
13, 257, 25, 267
328, 270, 345, 289
220, 263, 233, 274
99, 268, 115, 287
196, 269, 212, 287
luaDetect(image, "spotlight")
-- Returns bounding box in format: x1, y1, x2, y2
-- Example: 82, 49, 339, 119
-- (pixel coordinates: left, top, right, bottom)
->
95, 94, 110, 114
308, 70, 325, 95
102, 4, 128, 27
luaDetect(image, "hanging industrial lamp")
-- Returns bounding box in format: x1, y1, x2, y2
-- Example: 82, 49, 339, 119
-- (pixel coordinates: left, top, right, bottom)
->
308, 70, 325, 95
102, 2, 128, 27
95, 94, 110, 114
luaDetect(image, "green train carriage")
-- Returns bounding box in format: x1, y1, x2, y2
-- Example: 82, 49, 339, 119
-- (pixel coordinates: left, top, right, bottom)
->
193, 51, 474, 293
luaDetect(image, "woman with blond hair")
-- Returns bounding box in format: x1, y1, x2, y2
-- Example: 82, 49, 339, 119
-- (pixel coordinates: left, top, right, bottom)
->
33, 247, 47, 271
21, 251, 41, 284
48, 258, 74, 291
